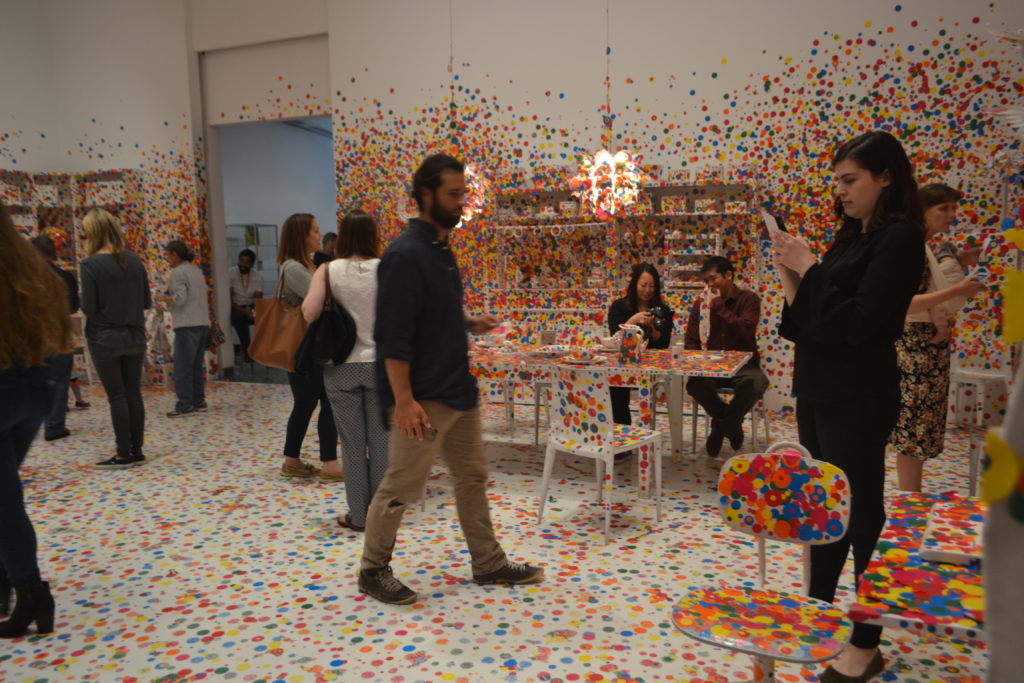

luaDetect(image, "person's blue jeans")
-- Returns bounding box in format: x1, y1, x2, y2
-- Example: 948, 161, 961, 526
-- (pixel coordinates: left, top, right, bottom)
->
44, 352, 74, 438
173, 325, 209, 412
0, 365, 54, 587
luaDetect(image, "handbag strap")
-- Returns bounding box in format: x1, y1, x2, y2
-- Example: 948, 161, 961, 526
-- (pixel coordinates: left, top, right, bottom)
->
322, 262, 335, 311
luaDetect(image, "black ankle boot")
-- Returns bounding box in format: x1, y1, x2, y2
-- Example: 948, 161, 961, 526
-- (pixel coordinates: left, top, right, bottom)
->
0, 581, 55, 638
0, 567, 9, 616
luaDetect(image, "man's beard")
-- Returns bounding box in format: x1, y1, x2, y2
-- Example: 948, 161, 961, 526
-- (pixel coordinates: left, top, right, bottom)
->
430, 202, 462, 230
238, 266, 251, 274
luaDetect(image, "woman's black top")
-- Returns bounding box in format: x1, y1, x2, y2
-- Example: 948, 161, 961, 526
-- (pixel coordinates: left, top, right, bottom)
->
607, 297, 674, 350
779, 220, 924, 402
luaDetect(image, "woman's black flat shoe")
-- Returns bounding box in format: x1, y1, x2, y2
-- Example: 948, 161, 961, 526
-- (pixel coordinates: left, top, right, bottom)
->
821, 651, 885, 683
337, 513, 365, 533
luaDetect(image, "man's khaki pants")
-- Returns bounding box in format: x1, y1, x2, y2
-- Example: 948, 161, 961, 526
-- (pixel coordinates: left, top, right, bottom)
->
360, 401, 507, 575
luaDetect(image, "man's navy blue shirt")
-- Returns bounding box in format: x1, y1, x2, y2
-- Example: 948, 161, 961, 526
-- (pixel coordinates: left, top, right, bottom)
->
374, 218, 478, 412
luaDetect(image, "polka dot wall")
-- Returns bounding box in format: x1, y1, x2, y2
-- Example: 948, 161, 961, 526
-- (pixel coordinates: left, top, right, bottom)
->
328, 3, 1021, 414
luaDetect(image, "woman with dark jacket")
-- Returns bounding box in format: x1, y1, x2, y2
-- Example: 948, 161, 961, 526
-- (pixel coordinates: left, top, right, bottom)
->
0, 203, 72, 637
774, 130, 925, 682
607, 263, 674, 426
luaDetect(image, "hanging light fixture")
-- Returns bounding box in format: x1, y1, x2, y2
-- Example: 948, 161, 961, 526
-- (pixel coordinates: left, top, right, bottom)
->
571, 150, 643, 219
461, 163, 489, 222
571, 0, 642, 218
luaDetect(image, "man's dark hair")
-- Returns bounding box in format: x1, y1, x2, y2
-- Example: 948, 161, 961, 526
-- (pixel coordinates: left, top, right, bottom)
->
165, 240, 193, 262
238, 248, 256, 262
700, 256, 733, 276
31, 233, 56, 261
411, 153, 464, 210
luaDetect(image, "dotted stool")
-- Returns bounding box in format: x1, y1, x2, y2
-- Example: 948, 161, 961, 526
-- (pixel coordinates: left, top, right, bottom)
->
951, 369, 1007, 428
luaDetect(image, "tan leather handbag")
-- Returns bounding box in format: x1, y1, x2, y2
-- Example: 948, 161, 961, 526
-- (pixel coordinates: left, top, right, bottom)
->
248, 276, 308, 372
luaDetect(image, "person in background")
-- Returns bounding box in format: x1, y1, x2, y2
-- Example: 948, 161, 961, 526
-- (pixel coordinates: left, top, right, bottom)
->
278, 213, 340, 481
302, 210, 386, 532
683, 256, 768, 457
890, 183, 986, 492
69, 377, 90, 409
313, 232, 337, 267
80, 209, 152, 469
157, 241, 210, 417
228, 248, 263, 362
0, 203, 70, 637
775, 130, 925, 682
606, 263, 674, 428
358, 154, 542, 605
31, 234, 78, 442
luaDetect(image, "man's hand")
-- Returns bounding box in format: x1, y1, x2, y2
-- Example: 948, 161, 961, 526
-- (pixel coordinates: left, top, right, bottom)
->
467, 314, 501, 334
393, 399, 432, 440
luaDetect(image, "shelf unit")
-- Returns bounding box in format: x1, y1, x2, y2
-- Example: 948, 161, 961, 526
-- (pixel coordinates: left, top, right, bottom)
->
488, 182, 761, 338
1, 168, 148, 269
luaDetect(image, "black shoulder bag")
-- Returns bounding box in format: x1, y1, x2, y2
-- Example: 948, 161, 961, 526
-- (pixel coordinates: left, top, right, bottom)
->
294, 263, 358, 374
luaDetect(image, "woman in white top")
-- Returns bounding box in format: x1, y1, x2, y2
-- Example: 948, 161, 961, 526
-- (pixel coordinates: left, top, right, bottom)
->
889, 184, 986, 492
302, 210, 386, 532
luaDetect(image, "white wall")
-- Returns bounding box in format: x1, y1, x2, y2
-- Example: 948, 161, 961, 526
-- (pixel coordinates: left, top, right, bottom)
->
0, 0, 59, 170
189, 0, 328, 52
44, 0, 196, 173
218, 118, 336, 240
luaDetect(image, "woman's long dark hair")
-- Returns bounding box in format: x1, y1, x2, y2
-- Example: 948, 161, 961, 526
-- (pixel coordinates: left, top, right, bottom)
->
832, 131, 923, 241
277, 213, 315, 267
625, 262, 665, 312
336, 210, 380, 259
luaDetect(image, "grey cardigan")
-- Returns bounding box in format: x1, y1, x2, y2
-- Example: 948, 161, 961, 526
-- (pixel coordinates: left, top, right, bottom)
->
167, 262, 211, 329
279, 259, 313, 307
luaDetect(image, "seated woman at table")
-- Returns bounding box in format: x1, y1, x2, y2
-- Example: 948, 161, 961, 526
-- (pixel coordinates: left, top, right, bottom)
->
607, 263, 674, 427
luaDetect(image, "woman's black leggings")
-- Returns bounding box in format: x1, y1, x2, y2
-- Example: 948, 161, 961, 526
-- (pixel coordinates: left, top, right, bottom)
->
797, 391, 899, 650
284, 363, 337, 462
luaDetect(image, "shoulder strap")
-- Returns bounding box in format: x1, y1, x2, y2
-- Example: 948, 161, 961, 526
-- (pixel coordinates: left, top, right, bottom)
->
274, 264, 287, 300
322, 262, 334, 309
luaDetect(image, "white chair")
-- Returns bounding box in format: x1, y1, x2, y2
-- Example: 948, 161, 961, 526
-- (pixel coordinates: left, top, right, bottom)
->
538, 364, 662, 543
672, 441, 853, 682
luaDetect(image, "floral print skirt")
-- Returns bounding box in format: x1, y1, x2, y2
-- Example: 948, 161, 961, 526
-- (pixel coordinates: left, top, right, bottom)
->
890, 322, 951, 461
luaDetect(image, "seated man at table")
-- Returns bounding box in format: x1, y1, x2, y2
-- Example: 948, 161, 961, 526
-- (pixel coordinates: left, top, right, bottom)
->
684, 256, 768, 457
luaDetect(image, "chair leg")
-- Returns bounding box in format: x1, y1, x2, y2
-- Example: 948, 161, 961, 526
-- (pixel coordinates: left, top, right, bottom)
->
690, 399, 698, 454
503, 380, 515, 433
761, 404, 771, 444
538, 443, 558, 524
751, 654, 776, 682
655, 440, 663, 520
533, 388, 541, 446
602, 454, 614, 543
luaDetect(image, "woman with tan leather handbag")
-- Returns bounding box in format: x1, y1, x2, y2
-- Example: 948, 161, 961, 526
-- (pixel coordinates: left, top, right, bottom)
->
271, 213, 340, 480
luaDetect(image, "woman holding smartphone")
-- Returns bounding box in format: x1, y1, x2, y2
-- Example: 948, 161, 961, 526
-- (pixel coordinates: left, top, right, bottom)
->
774, 131, 925, 682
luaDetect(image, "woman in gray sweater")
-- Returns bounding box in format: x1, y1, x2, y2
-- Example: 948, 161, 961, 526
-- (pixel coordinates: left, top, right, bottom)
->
277, 213, 339, 480
79, 209, 152, 469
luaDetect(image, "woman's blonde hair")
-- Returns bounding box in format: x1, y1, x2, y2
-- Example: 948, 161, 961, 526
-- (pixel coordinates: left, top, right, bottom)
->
0, 204, 72, 369
277, 213, 315, 268
83, 208, 127, 267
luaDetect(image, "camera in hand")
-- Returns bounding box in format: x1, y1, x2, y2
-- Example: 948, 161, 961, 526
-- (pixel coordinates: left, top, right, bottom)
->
649, 305, 668, 330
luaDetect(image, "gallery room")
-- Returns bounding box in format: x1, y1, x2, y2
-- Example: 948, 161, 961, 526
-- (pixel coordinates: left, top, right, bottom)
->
1, 1, 1023, 681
